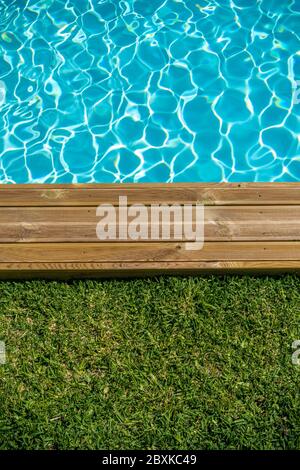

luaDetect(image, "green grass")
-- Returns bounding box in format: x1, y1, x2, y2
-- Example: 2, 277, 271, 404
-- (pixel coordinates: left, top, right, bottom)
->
0, 275, 299, 450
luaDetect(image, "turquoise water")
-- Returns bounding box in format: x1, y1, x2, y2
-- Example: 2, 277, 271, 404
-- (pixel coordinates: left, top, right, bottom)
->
0, 0, 299, 183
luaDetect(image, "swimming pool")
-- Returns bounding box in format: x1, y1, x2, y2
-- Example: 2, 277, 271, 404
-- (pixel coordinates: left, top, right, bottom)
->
0, 0, 299, 183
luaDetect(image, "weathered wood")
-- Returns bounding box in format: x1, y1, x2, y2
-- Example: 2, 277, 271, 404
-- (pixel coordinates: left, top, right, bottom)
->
0, 262, 299, 279
0, 242, 299, 262
0, 206, 299, 242
0, 183, 300, 206
0, 183, 299, 277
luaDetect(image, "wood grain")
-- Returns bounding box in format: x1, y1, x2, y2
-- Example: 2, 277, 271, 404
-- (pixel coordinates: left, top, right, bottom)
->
0, 242, 299, 262
0, 262, 299, 279
0, 183, 300, 206
0, 183, 299, 277
0, 206, 299, 242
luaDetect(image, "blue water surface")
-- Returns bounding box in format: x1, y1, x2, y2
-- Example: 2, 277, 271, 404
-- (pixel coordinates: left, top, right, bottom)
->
0, 0, 299, 183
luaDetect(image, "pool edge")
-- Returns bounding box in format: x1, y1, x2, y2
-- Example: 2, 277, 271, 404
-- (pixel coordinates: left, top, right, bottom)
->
0, 182, 299, 278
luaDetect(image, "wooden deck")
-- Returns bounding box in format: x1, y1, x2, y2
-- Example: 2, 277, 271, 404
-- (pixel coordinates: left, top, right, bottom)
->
0, 183, 299, 278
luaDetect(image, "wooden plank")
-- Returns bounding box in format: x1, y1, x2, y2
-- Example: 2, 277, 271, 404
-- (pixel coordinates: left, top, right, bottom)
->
0, 206, 299, 242
1, 205, 299, 223
0, 261, 299, 279
0, 242, 299, 263
0, 183, 299, 277
0, 183, 300, 206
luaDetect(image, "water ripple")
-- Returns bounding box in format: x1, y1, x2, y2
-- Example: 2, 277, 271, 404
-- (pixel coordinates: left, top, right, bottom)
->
0, 0, 299, 183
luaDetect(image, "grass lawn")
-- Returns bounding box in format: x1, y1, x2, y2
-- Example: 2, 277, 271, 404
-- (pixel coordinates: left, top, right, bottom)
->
0, 275, 299, 450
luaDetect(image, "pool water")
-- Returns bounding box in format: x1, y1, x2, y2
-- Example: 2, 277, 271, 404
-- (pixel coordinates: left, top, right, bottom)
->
0, 0, 299, 183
